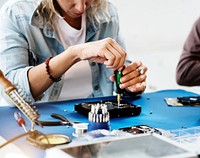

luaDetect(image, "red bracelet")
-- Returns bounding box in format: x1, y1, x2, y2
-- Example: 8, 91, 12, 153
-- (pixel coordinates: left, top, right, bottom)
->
45, 57, 61, 82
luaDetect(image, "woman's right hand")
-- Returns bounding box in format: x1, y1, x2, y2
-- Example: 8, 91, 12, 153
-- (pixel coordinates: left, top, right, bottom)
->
27, 38, 126, 99
70, 38, 127, 70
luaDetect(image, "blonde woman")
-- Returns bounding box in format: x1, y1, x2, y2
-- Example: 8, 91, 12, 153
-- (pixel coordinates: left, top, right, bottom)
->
0, 0, 147, 105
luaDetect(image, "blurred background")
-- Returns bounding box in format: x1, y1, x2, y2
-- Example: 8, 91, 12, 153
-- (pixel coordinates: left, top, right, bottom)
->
0, 0, 200, 98
110, 0, 200, 93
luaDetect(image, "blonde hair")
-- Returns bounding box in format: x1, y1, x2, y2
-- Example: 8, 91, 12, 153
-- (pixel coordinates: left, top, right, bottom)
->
37, 0, 110, 27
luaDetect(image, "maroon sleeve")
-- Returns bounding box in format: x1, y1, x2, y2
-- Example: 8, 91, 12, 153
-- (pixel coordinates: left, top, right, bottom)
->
176, 17, 200, 86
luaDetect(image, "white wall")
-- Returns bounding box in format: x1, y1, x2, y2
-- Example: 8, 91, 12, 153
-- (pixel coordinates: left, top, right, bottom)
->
110, 0, 200, 54
0, 0, 7, 8
110, 0, 200, 92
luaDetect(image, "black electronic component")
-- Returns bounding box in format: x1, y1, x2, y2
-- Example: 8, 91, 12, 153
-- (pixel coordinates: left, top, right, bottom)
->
119, 125, 162, 135
74, 100, 141, 118
177, 96, 200, 105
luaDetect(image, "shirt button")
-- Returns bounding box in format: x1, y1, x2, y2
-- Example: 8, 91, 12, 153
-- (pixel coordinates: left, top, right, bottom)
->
91, 62, 96, 66
94, 85, 99, 90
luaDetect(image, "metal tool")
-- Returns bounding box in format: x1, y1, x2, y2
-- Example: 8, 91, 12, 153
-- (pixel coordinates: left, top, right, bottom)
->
88, 103, 110, 131
0, 70, 71, 149
165, 96, 200, 106
14, 111, 28, 133
38, 113, 80, 126
88, 103, 110, 123
114, 70, 123, 107
0, 70, 40, 129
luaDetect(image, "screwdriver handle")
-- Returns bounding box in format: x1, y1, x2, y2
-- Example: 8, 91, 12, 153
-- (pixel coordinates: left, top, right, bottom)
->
114, 70, 123, 94
14, 112, 26, 126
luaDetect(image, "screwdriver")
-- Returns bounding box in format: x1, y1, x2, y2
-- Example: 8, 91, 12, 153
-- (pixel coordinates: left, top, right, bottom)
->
14, 111, 27, 133
114, 70, 123, 108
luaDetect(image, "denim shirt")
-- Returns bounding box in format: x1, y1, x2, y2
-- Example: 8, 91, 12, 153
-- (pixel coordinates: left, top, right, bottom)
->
0, 0, 128, 103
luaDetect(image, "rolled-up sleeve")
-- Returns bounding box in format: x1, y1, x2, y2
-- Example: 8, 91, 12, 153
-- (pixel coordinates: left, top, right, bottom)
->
0, 3, 35, 103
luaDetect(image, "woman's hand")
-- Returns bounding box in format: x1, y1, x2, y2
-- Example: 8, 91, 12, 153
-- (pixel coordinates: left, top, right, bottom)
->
110, 61, 147, 93
71, 38, 126, 70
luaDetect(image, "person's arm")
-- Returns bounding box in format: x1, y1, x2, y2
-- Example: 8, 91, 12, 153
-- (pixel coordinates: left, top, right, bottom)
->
28, 38, 127, 99
27, 47, 79, 100
176, 17, 200, 86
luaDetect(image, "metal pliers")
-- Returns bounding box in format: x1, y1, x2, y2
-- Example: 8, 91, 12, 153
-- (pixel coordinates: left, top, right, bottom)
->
38, 113, 79, 126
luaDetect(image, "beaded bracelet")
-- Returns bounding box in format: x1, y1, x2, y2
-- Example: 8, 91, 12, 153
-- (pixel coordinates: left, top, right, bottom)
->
45, 57, 61, 82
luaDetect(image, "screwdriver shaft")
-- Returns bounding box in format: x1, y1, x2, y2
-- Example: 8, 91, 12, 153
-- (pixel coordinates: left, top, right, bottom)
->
117, 94, 121, 108
22, 124, 28, 133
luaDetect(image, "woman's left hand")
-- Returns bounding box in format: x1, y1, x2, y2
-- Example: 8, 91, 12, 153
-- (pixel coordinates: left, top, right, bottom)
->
110, 61, 147, 93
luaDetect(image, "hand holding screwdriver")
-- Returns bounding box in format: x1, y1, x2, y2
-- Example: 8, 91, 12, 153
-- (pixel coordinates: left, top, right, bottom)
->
14, 111, 27, 133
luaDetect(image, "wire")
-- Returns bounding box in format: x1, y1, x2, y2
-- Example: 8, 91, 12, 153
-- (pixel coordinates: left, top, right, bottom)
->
0, 130, 53, 150
0, 131, 31, 148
